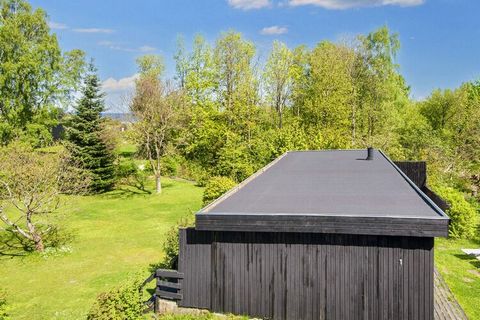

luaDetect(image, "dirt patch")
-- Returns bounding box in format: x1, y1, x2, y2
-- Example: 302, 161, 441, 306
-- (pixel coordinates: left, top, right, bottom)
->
467, 269, 480, 277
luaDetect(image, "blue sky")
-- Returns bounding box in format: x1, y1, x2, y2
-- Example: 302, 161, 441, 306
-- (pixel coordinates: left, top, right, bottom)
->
31, 0, 480, 111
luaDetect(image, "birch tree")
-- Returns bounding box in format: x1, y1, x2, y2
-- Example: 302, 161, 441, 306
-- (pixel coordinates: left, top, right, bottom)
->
131, 55, 183, 194
264, 41, 296, 128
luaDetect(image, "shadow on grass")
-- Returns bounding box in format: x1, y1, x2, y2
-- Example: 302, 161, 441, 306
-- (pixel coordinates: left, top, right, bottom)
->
101, 180, 178, 200
0, 231, 31, 259
103, 187, 152, 199
453, 253, 480, 269
118, 150, 136, 158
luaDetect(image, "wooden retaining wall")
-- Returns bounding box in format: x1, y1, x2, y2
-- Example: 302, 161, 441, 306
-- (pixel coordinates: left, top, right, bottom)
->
178, 228, 435, 320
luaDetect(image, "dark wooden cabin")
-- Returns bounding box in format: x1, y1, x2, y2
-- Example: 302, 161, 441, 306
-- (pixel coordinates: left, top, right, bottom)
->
175, 149, 449, 320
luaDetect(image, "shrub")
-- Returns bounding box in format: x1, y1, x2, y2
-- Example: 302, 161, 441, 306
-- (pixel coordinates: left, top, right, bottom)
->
116, 158, 138, 179
116, 159, 149, 192
215, 134, 255, 182
152, 214, 195, 271
202, 176, 237, 207
175, 158, 211, 186
433, 185, 478, 239
20, 123, 54, 148
87, 279, 144, 320
161, 155, 179, 177
0, 289, 8, 320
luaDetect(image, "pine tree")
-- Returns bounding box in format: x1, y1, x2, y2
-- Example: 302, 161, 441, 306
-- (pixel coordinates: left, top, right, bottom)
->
65, 64, 115, 193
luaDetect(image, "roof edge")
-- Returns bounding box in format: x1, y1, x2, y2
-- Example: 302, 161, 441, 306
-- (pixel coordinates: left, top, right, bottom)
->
196, 213, 449, 237
200, 151, 290, 214
378, 150, 449, 220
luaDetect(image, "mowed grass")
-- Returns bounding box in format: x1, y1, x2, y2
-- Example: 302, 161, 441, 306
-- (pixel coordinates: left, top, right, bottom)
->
0, 178, 203, 320
435, 237, 480, 319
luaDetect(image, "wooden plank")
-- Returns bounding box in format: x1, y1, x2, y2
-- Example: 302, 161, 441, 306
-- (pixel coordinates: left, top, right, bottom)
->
157, 280, 181, 290
156, 269, 184, 279
156, 289, 183, 300
141, 273, 155, 287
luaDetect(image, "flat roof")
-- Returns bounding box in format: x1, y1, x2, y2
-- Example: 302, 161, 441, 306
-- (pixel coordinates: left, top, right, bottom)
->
196, 149, 449, 237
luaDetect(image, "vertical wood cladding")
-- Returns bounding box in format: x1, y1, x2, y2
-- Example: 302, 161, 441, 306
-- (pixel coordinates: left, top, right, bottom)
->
178, 228, 434, 320
394, 161, 427, 188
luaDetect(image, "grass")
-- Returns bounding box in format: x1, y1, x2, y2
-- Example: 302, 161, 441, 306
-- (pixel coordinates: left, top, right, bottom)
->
435, 237, 480, 319
0, 178, 203, 320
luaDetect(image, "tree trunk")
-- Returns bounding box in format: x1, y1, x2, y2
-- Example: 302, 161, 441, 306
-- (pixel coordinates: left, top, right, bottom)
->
155, 175, 162, 194
26, 217, 44, 252
33, 233, 45, 252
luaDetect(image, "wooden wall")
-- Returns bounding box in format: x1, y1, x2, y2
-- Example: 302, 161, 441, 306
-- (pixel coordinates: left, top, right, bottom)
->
178, 228, 434, 320
394, 161, 427, 188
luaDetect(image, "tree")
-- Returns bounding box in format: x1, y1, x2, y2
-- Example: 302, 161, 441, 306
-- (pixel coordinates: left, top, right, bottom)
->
263, 41, 296, 128
353, 26, 409, 145
131, 55, 183, 194
0, 0, 85, 146
183, 34, 217, 107
420, 89, 458, 131
0, 143, 88, 252
65, 64, 116, 193
296, 41, 355, 148
214, 31, 259, 139
420, 83, 480, 191
174, 35, 188, 90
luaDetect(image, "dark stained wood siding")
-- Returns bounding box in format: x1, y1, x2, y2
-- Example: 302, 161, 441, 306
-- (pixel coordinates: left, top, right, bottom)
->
178, 228, 435, 320
394, 161, 427, 188
177, 228, 213, 309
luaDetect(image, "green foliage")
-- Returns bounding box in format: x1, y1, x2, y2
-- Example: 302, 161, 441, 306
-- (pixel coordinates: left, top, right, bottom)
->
136, 54, 164, 80
86, 279, 144, 320
432, 185, 478, 239
20, 123, 54, 148
65, 65, 116, 193
161, 155, 180, 177
154, 214, 195, 270
116, 158, 149, 192
0, 289, 8, 320
202, 176, 237, 206
0, 0, 85, 145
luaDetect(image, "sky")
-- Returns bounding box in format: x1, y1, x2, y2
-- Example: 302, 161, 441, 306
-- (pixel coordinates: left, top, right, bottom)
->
30, 0, 480, 111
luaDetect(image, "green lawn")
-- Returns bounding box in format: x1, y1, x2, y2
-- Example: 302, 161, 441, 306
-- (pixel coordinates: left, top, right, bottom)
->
435, 237, 480, 319
0, 178, 203, 320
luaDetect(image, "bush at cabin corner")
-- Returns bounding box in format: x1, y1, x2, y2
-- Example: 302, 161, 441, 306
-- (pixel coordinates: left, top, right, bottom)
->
155, 215, 195, 270
202, 176, 237, 207
87, 280, 144, 320
433, 185, 478, 239
156, 175, 237, 270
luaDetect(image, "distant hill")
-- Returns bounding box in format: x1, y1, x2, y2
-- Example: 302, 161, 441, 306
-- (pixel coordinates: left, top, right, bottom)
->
101, 113, 135, 123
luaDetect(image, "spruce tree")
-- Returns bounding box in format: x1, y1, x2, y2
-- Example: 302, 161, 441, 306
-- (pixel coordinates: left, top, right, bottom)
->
65, 64, 115, 193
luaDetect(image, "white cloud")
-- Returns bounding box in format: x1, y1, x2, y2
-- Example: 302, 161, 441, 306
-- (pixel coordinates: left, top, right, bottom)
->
139, 45, 157, 53
288, 0, 424, 9
228, 0, 271, 10
260, 26, 288, 35
73, 28, 115, 34
98, 41, 157, 53
49, 21, 68, 30
102, 74, 139, 93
